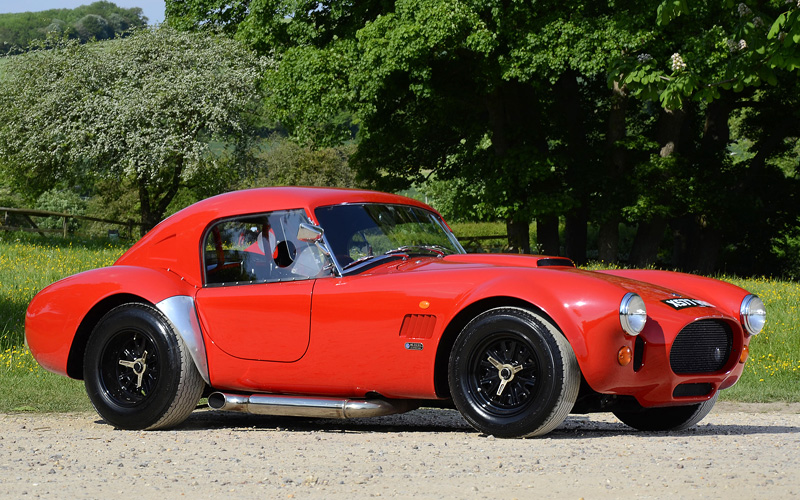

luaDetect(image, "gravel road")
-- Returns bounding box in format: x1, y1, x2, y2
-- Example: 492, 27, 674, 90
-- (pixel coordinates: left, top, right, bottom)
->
1, 402, 798, 499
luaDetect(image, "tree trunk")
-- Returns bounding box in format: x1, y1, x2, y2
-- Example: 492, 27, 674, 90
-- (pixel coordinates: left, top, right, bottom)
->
137, 175, 154, 237
484, 82, 543, 254
629, 108, 686, 265
137, 159, 184, 236
555, 71, 591, 264
597, 220, 619, 263
536, 216, 559, 256
598, 81, 628, 263
506, 218, 530, 254
671, 99, 731, 272
672, 215, 721, 273
630, 217, 668, 267
565, 208, 588, 265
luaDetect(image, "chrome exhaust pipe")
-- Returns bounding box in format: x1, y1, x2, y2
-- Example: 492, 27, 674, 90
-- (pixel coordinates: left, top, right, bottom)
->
207, 392, 417, 419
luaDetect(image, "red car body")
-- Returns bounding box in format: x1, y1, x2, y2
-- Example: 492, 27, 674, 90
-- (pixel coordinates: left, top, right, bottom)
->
25, 187, 765, 437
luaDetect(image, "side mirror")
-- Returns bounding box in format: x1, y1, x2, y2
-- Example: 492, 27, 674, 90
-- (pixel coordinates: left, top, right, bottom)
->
297, 222, 324, 243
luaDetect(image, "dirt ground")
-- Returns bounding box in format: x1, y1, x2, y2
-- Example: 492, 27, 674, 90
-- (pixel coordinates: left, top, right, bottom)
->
1, 402, 798, 499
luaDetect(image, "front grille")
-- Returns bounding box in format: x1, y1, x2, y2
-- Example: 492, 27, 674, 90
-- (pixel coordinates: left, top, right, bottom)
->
670, 319, 732, 374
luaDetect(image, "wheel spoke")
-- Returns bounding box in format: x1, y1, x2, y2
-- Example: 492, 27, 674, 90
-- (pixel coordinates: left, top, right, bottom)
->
496, 378, 509, 396
487, 355, 503, 370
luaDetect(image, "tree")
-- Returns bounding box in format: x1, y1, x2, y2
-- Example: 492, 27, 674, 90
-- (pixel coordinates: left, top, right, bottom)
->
168, 0, 655, 255
606, 0, 800, 271
168, 0, 800, 273
0, 1, 147, 52
0, 27, 267, 232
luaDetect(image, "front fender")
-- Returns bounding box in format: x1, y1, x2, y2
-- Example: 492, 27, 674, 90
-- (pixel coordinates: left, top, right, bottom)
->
449, 269, 630, 387
25, 266, 197, 377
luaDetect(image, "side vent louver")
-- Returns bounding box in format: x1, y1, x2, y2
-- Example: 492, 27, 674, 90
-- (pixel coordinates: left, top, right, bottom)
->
399, 314, 437, 339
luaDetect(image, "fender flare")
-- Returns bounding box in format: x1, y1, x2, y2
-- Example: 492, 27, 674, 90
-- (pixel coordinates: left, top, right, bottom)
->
156, 295, 211, 386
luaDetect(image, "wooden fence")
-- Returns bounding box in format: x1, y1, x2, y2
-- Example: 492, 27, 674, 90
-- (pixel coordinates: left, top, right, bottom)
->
0, 207, 143, 238
458, 234, 509, 253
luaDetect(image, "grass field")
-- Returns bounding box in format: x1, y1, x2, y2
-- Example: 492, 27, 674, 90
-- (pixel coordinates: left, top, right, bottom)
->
0, 233, 126, 412
1, 231, 798, 413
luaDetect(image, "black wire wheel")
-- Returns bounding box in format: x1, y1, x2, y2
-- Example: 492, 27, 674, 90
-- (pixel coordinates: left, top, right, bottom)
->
448, 307, 580, 438
83, 303, 205, 430
613, 392, 719, 432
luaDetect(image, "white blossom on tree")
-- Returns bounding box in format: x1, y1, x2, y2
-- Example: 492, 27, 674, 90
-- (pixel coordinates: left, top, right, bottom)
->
0, 27, 268, 231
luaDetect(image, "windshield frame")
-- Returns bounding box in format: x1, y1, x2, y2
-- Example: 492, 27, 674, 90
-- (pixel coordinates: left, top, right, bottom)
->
314, 202, 466, 275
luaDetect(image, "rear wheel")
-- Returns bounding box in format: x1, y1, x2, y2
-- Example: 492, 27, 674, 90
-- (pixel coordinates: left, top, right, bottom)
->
613, 393, 719, 431
448, 307, 580, 438
83, 303, 204, 430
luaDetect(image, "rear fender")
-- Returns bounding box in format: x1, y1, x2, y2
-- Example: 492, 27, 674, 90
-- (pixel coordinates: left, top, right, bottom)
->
26, 266, 197, 378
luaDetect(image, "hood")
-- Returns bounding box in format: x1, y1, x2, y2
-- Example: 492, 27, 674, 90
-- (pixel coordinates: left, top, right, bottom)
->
443, 253, 576, 268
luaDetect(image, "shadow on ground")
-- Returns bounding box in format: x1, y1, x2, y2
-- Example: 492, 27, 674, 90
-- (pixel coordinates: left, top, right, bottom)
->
99, 407, 800, 439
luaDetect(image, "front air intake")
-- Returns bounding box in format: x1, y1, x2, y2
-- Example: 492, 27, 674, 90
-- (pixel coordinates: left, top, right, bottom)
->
670, 319, 732, 374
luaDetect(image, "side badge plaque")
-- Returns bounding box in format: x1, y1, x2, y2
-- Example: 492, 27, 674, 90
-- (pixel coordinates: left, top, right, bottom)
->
405, 342, 424, 351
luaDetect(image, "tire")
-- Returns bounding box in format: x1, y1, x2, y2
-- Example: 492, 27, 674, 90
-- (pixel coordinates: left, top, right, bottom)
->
613, 392, 719, 432
83, 303, 205, 430
448, 307, 580, 438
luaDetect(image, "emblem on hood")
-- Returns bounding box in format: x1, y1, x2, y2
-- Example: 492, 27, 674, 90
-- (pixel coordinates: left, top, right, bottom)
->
662, 298, 715, 310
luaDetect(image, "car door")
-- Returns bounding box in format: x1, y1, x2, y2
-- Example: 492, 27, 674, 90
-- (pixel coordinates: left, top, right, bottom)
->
194, 209, 329, 362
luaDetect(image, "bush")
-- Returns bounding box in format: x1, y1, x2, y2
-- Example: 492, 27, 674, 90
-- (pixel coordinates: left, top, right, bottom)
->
771, 223, 800, 280
34, 188, 86, 233
245, 136, 359, 189
72, 14, 114, 41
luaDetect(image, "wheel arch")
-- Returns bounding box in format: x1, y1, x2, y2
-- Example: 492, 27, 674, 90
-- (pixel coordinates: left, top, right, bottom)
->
433, 296, 565, 398
66, 293, 153, 380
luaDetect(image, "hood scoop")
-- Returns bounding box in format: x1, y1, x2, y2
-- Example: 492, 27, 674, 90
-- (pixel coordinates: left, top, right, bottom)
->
536, 257, 575, 267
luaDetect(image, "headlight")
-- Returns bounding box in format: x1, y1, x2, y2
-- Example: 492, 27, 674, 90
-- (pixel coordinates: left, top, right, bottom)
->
740, 294, 766, 335
620, 292, 647, 336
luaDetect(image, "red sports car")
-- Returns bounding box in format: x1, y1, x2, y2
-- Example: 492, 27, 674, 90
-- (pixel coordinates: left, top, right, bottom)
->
25, 187, 766, 437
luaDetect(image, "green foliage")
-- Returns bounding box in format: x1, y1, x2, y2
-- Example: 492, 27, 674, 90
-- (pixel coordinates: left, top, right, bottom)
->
73, 14, 115, 41
771, 222, 800, 280
168, 0, 800, 274
0, 27, 268, 230
34, 188, 87, 232
0, 1, 147, 52
242, 135, 361, 189
611, 1, 800, 109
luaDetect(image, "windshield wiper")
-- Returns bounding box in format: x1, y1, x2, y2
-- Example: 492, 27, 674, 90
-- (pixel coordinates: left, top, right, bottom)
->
384, 245, 448, 257
341, 254, 375, 270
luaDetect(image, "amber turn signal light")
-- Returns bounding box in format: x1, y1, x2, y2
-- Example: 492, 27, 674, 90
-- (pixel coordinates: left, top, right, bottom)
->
617, 346, 632, 366
740, 344, 749, 363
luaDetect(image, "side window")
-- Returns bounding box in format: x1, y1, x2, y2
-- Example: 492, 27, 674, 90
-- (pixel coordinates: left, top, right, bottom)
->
203, 209, 332, 286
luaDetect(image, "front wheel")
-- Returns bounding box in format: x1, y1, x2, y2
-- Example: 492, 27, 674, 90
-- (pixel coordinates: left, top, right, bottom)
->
448, 307, 580, 438
83, 303, 205, 430
613, 393, 719, 432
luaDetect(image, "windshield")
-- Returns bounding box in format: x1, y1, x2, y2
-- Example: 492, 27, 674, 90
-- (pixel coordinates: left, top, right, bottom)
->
314, 203, 465, 271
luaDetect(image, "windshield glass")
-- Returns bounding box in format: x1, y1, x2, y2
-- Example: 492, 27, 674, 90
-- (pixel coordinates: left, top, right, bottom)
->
314, 203, 465, 270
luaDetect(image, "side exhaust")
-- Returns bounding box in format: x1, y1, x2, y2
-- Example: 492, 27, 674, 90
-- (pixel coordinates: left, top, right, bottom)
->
207, 392, 418, 419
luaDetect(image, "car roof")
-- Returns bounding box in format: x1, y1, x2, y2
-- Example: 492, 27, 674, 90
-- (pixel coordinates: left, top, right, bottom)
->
115, 187, 435, 285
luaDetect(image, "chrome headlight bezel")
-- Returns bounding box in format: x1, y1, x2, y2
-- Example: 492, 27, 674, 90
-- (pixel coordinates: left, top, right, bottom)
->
740, 294, 766, 336
619, 292, 647, 336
